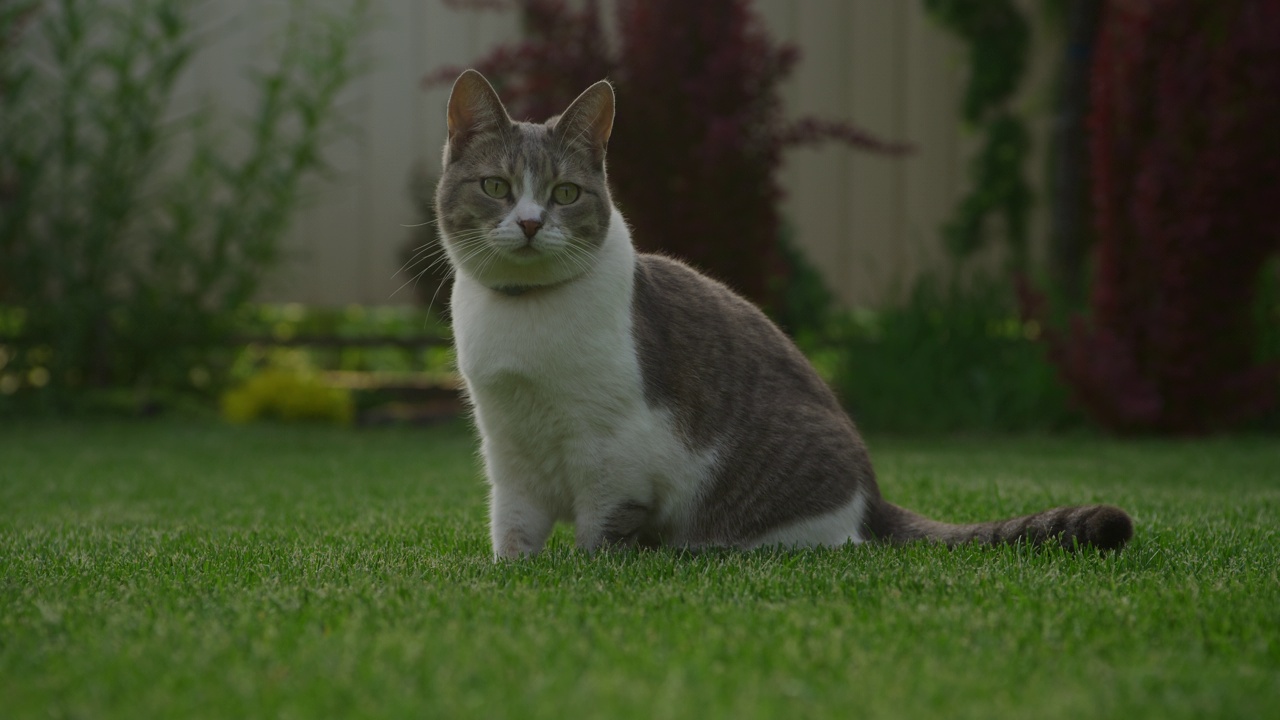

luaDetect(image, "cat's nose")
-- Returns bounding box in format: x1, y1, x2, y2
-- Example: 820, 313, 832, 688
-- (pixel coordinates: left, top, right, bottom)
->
518, 219, 542, 239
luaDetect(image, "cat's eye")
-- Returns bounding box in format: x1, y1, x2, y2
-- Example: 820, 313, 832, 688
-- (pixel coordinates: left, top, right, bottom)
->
552, 183, 580, 205
481, 177, 510, 199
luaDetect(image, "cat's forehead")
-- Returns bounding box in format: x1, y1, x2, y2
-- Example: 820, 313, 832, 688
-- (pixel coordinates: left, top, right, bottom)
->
510, 121, 558, 171
453, 120, 594, 179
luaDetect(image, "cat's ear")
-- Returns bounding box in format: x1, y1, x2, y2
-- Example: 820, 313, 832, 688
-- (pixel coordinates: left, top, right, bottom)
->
445, 70, 510, 162
556, 80, 614, 166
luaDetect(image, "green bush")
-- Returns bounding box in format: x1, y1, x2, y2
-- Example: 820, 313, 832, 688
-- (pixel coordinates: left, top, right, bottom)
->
824, 274, 1080, 434
228, 303, 454, 380
1250, 260, 1280, 431
0, 0, 366, 413
220, 353, 354, 427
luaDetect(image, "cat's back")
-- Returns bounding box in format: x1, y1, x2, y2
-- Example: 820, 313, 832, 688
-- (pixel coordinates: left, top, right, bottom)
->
630, 253, 845, 440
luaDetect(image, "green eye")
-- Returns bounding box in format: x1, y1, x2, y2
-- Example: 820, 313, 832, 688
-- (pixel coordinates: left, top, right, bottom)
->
552, 183, 580, 205
481, 177, 510, 199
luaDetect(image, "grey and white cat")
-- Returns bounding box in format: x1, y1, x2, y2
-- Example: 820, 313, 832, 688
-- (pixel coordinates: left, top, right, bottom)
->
435, 70, 1133, 559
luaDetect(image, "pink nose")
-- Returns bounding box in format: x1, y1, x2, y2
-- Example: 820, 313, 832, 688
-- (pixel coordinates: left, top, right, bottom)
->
518, 219, 542, 239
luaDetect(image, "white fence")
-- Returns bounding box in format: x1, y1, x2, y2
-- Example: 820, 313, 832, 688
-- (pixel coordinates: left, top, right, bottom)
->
178, 0, 1058, 308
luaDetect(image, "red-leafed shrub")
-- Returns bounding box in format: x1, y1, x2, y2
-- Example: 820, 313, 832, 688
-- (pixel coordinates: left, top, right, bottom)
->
425, 0, 906, 313
1025, 0, 1280, 433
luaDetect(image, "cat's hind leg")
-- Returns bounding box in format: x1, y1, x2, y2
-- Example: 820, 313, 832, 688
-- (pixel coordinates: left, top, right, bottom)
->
574, 498, 662, 552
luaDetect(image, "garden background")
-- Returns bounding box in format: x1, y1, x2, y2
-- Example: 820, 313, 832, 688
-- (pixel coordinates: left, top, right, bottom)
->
2, 1, 1279, 718
3, 0, 1277, 433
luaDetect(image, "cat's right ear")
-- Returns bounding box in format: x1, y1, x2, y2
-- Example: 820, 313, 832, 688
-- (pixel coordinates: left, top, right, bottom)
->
444, 70, 510, 163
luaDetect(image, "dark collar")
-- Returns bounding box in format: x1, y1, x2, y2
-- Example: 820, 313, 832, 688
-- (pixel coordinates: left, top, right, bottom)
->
490, 280, 567, 297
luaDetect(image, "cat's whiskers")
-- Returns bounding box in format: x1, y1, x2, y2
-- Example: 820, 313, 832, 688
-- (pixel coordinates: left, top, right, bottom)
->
399, 217, 442, 228
555, 239, 594, 279
477, 237, 505, 276
389, 232, 492, 300
446, 237, 497, 274
425, 265, 457, 315
395, 231, 487, 281
395, 241, 445, 277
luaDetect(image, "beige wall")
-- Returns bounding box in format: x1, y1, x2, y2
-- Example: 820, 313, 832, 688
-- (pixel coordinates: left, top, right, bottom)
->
183, 1, 1059, 308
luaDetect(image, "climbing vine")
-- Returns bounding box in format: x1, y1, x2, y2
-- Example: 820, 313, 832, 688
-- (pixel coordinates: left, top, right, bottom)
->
923, 0, 1033, 271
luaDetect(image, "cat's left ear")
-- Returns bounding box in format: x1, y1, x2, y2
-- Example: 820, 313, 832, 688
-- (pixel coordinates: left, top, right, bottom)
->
556, 80, 615, 166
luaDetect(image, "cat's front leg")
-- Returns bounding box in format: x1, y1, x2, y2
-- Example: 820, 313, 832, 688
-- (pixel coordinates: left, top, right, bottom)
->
489, 483, 555, 560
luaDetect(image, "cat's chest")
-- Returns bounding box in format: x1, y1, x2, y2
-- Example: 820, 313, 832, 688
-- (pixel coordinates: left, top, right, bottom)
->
451, 274, 646, 418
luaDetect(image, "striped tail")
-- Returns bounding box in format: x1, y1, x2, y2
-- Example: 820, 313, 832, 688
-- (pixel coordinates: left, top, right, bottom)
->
866, 500, 1133, 551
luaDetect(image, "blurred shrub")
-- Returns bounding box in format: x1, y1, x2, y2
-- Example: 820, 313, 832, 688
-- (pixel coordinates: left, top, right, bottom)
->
221, 354, 353, 426
1252, 261, 1280, 430
229, 303, 454, 379
0, 0, 366, 412
824, 274, 1079, 434
1024, 0, 1280, 434
770, 221, 837, 341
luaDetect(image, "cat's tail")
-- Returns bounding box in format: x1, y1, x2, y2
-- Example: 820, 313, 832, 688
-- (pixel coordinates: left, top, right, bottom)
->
865, 500, 1133, 551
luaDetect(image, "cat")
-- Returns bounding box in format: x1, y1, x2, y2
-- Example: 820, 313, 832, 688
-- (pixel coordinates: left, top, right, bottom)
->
435, 70, 1134, 559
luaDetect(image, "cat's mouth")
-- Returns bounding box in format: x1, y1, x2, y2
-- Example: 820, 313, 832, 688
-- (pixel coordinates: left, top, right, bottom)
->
496, 242, 550, 265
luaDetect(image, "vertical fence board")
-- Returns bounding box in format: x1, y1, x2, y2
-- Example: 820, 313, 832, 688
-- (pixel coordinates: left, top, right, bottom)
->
782, 0, 851, 298
359, 1, 427, 305
840, 0, 905, 306
900, 2, 964, 289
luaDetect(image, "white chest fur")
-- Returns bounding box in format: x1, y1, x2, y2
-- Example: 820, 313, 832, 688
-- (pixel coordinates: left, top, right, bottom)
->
449, 210, 713, 554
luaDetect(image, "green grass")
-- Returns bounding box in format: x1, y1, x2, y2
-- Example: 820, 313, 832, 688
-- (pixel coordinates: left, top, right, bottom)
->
2, 420, 1278, 719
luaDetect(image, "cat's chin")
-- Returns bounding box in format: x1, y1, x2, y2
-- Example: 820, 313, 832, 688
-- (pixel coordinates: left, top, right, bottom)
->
497, 245, 546, 265
461, 250, 585, 290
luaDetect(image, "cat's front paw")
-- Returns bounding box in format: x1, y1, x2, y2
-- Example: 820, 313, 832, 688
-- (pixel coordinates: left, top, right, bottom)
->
492, 530, 546, 560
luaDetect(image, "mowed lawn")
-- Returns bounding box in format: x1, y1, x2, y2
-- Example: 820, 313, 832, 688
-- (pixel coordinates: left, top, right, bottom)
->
1, 419, 1277, 720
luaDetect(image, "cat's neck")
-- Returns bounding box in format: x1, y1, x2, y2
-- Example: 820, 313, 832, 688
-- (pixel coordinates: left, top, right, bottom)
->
490, 281, 568, 297
452, 207, 635, 314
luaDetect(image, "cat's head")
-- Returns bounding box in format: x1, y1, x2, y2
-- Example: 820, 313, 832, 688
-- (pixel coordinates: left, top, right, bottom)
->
436, 70, 615, 292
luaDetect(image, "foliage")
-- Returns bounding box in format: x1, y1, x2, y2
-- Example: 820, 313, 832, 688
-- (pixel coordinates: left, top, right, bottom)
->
823, 274, 1077, 434
4, 420, 1280, 718
923, 0, 1034, 270
770, 221, 836, 340
228, 303, 454, 383
221, 303, 454, 426
0, 0, 366, 411
1025, 0, 1280, 434
220, 362, 354, 426
423, 0, 908, 312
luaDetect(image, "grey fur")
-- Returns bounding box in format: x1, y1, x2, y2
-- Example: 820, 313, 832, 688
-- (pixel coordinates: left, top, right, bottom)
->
629, 254, 1132, 551
438, 71, 1134, 553
631, 255, 869, 545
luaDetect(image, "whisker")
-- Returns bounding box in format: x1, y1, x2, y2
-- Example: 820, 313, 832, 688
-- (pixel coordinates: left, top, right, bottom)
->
389, 237, 485, 299
426, 266, 456, 314
394, 236, 483, 280
395, 243, 444, 276
399, 218, 442, 228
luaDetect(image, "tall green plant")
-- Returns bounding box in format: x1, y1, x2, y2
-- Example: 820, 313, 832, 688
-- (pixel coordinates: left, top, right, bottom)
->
0, 0, 366, 410
923, 0, 1033, 271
